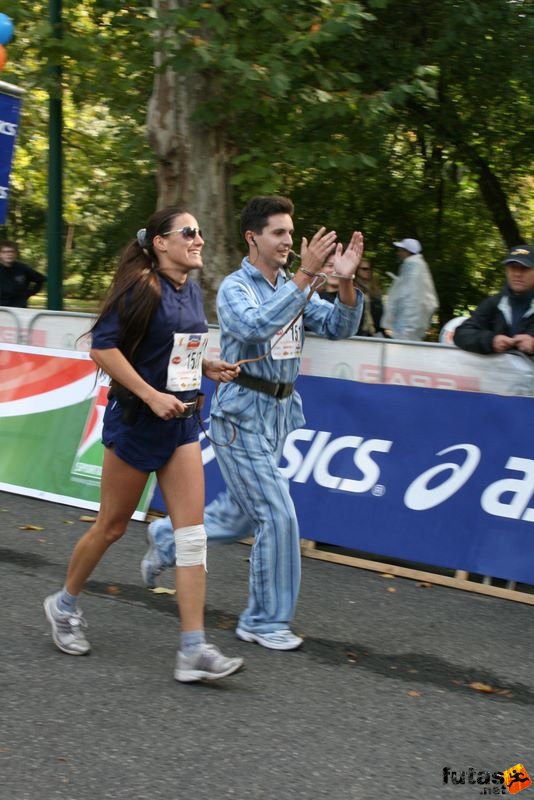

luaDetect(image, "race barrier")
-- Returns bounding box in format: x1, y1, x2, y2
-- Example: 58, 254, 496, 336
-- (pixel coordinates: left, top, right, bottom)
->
0, 307, 20, 343
1, 311, 533, 602
0, 306, 93, 349
0, 343, 153, 519
3, 307, 533, 396
149, 370, 534, 603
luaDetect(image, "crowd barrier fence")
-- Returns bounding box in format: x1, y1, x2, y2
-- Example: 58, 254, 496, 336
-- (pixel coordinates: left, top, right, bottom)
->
1, 307, 533, 604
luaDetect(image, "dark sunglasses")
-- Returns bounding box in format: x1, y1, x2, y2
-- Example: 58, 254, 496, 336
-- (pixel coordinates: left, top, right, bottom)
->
163, 226, 203, 241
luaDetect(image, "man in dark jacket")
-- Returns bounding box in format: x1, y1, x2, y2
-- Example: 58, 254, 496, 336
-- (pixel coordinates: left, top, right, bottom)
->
0, 241, 46, 307
454, 245, 534, 356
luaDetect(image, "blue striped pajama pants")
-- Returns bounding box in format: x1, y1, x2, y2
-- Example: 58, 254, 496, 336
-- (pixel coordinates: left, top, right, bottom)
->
209, 414, 301, 634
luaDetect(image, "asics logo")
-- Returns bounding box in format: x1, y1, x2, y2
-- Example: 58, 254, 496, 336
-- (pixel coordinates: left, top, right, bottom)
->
279, 429, 393, 493
202, 430, 534, 523
404, 444, 480, 510
0, 121, 17, 136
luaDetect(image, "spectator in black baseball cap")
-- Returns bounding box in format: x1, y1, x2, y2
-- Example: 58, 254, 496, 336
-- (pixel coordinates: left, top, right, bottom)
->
454, 244, 534, 355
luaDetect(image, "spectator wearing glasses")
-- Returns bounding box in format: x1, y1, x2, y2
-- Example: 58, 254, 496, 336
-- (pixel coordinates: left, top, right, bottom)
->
43, 206, 244, 684
454, 244, 534, 355
318, 255, 385, 337
316, 252, 341, 304
0, 240, 46, 307
354, 258, 385, 337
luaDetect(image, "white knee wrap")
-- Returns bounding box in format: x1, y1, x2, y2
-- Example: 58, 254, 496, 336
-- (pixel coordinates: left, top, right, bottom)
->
174, 524, 207, 569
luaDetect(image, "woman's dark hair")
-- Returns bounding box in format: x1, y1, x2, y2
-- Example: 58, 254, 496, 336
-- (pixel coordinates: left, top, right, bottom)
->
240, 195, 294, 237
90, 206, 188, 364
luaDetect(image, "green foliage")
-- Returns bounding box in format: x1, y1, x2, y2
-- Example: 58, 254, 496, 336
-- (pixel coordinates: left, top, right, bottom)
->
1, 0, 532, 321
2, 0, 156, 297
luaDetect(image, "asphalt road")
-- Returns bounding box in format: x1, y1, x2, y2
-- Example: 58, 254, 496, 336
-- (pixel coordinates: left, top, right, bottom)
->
1, 491, 533, 800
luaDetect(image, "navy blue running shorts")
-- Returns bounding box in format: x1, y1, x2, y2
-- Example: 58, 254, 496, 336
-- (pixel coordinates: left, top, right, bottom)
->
102, 397, 200, 472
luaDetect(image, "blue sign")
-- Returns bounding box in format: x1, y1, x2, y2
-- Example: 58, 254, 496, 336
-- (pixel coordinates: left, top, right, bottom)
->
0, 89, 22, 224
153, 376, 534, 584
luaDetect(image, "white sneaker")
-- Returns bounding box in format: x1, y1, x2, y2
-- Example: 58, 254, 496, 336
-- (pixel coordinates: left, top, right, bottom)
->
235, 627, 303, 651
175, 643, 244, 682
44, 592, 90, 655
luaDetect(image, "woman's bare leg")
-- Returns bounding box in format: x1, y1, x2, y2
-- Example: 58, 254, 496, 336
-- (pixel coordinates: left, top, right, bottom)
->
156, 441, 205, 633
65, 447, 148, 595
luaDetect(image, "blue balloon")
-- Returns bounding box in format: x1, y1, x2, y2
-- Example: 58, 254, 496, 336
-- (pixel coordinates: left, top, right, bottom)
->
0, 13, 14, 46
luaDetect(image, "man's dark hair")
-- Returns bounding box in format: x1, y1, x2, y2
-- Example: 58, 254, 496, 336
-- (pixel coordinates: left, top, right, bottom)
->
0, 241, 18, 252
240, 195, 294, 236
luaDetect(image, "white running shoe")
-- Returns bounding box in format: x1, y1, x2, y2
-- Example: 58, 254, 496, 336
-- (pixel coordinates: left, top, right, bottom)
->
175, 643, 244, 682
44, 592, 90, 655
235, 627, 303, 651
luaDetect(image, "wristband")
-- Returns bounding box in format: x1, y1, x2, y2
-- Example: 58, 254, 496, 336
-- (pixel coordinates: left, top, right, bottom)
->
299, 267, 318, 279
332, 271, 355, 280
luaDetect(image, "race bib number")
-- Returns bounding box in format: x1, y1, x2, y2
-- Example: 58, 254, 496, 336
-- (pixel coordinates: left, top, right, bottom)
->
166, 332, 208, 391
271, 321, 302, 360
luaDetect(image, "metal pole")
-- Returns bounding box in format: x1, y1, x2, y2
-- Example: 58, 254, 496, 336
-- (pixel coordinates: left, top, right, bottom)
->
47, 0, 62, 310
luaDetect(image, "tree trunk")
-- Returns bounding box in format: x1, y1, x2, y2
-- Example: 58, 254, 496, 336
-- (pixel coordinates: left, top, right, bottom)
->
146, 0, 239, 321
472, 156, 523, 247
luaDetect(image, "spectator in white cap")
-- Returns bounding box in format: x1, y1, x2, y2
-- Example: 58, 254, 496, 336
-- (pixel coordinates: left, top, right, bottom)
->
454, 244, 534, 355
380, 237, 439, 340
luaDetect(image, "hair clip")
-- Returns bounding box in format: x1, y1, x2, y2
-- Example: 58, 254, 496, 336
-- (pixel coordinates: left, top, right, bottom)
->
136, 228, 148, 249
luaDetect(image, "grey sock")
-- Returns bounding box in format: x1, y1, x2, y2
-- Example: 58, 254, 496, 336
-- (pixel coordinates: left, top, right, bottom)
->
57, 588, 78, 615
180, 630, 206, 657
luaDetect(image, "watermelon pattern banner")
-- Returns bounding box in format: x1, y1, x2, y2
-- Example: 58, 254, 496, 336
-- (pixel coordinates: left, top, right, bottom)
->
0, 345, 154, 518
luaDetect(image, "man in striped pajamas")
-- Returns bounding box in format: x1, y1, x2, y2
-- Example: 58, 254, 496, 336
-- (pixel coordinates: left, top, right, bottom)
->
143, 195, 364, 650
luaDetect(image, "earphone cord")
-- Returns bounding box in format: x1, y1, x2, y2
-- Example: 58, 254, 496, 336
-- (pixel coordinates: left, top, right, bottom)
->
196, 271, 327, 447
